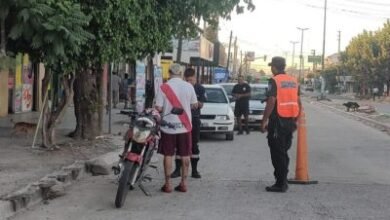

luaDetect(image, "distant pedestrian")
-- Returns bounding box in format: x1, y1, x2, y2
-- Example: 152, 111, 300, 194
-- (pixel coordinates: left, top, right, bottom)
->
260, 57, 301, 193
373, 87, 379, 101
121, 73, 130, 109
155, 64, 198, 193
111, 72, 121, 108
171, 68, 206, 179
232, 75, 251, 135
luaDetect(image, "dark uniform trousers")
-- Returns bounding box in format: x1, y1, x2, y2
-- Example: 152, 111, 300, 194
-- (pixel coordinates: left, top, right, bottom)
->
191, 117, 201, 159
267, 119, 293, 185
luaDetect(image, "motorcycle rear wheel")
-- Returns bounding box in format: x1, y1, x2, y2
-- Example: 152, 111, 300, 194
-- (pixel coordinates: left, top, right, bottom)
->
115, 161, 135, 208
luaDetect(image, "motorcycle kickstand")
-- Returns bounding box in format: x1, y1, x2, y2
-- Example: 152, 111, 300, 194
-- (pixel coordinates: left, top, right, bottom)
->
138, 183, 152, 196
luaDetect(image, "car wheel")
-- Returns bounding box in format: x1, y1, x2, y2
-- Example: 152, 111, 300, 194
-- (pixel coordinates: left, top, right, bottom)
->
226, 132, 234, 141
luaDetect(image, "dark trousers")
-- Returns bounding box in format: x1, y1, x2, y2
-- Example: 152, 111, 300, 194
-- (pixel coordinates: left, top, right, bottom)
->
267, 126, 293, 186
191, 117, 201, 158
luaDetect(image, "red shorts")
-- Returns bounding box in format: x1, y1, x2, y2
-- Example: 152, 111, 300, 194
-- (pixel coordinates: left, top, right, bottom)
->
158, 132, 192, 157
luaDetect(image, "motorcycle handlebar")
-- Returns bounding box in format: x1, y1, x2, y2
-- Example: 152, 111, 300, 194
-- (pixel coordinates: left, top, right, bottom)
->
161, 120, 175, 129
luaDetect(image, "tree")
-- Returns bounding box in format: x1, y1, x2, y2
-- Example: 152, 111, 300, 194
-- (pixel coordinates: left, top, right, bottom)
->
69, 0, 255, 140
6, 0, 93, 147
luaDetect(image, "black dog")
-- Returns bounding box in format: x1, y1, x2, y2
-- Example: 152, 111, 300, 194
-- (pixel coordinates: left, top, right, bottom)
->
343, 102, 360, 112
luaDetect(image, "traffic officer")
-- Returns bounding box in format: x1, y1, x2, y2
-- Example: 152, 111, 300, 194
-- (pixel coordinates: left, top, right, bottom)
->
260, 56, 301, 192
171, 68, 206, 179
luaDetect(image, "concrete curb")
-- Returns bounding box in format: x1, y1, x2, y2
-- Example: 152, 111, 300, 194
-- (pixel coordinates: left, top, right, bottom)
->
0, 149, 121, 220
311, 101, 390, 136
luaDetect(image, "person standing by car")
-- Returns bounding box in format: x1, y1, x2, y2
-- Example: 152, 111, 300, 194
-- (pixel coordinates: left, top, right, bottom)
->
232, 76, 251, 135
111, 72, 122, 108
260, 57, 301, 193
121, 73, 130, 109
171, 68, 206, 179
155, 64, 198, 193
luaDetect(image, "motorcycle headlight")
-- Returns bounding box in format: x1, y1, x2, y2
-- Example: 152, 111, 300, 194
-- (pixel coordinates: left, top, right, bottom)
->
215, 115, 229, 120
132, 126, 152, 143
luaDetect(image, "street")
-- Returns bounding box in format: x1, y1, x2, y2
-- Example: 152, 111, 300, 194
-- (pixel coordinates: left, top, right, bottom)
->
12, 102, 390, 220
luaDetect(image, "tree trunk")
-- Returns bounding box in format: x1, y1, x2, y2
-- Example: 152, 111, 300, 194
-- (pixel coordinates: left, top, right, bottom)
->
41, 72, 75, 148
73, 67, 102, 140
145, 56, 154, 109
0, 17, 6, 56
68, 73, 82, 138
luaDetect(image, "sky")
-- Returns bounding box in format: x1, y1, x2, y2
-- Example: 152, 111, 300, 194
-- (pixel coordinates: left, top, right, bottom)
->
219, 0, 390, 69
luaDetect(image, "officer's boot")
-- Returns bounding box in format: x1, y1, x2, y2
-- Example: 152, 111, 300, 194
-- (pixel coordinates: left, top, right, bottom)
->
191, 158, 201, 179
170, 159, 181, 178
244, 117, 250, 134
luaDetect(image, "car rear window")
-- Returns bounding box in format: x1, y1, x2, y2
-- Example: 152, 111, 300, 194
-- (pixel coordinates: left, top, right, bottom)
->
220, 85, 234, 96
250, 87, 267, 101
205, 88, 228, 103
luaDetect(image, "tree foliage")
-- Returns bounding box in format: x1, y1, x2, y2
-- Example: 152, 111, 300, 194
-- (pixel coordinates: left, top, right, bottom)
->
342, 20, 390, 95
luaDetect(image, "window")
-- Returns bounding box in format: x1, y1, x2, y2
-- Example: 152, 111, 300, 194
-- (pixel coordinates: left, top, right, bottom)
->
205, 88, 228, 103
220, 85, 234, 96
250, 87, 267, 101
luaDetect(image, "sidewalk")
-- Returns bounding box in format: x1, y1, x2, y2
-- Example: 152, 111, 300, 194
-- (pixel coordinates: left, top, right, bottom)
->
302, 92, 390, 135
0, 103, 132, 197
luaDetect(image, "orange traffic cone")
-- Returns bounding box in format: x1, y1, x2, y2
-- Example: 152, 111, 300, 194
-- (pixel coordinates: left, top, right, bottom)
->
288, 107, 318, 184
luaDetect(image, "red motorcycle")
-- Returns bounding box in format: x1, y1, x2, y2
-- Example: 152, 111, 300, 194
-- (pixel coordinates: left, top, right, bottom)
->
113, 108, 182, 208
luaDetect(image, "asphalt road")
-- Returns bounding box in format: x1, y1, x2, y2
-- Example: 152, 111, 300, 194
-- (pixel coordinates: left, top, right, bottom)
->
12, 102, 390, 220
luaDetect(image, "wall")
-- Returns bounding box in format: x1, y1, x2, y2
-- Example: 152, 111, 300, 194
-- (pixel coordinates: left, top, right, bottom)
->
0, 70, 9, 117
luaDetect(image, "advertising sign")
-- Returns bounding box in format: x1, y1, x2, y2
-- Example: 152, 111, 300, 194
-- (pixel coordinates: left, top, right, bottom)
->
213, 67, 228, 84
161, 59, 173, 80
154, 66, 163, 98
14, 53, 23, 113
245, 52, 255, 62
172, 35, 214, 63
21, 54, 33, 112
135, 61, 146, 113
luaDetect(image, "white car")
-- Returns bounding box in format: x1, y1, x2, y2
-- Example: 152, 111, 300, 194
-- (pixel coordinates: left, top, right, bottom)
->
219, 83, 236, 102
230, 84, 268, 129
200, 85, 235, 140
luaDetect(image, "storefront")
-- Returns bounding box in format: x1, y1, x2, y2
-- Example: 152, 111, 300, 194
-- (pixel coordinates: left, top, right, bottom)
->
6, 53, 36, 116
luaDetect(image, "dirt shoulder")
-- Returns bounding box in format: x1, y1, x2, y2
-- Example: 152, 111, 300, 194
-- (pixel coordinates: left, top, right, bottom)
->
0, 132, 123, 197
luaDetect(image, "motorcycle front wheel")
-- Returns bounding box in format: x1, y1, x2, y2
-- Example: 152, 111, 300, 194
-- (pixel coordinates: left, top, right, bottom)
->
115, 161, 136, 208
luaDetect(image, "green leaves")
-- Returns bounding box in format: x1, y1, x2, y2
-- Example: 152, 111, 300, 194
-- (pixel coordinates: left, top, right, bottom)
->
343, 20, 390, 89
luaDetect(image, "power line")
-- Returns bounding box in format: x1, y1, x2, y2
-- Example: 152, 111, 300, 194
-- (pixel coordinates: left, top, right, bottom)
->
344, 0, 390, 7
293, 0, 390, 19
304, 3, 389, 20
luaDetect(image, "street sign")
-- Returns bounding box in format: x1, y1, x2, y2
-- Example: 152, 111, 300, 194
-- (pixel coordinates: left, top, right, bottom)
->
308, 55, 322, 64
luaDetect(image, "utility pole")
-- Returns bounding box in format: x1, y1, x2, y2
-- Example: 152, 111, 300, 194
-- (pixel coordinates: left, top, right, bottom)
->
337, 30, 341, 54
311, 49, 316, 72
320, 0, 328, 97
321, 0, 328, 71
297, 27, 309, 82
239, 50, 243, 76
290, 41, 299, 68
176, 35, 183, 63
232, 36, 238, 77
226, 31, 233, 72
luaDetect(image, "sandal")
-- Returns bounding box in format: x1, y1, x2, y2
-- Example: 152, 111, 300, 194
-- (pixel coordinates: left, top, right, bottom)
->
161, 184, 172, 193
174, 183, 187, 193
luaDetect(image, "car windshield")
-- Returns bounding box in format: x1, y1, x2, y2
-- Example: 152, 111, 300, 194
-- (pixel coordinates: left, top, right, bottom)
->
220, 85, 234, 96
205, 88, 228, 103
250, 87, 267, 101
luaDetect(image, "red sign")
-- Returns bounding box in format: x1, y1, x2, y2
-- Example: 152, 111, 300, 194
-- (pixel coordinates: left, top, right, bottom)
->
8, 77, 14, 89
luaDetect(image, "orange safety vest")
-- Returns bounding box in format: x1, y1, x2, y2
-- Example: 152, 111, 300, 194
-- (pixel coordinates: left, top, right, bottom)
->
273, 74, 300, 118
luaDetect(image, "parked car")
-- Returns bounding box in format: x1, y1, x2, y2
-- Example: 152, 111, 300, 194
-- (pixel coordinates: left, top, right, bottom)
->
200, 85, 235, 140
219, 83, 235, 102
304, 84, 314, 92
230, 83, 268, 129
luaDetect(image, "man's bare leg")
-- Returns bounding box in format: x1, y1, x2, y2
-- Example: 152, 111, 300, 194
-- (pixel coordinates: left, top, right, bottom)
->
180, 156, 190, 187
163, 156, 173, 187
